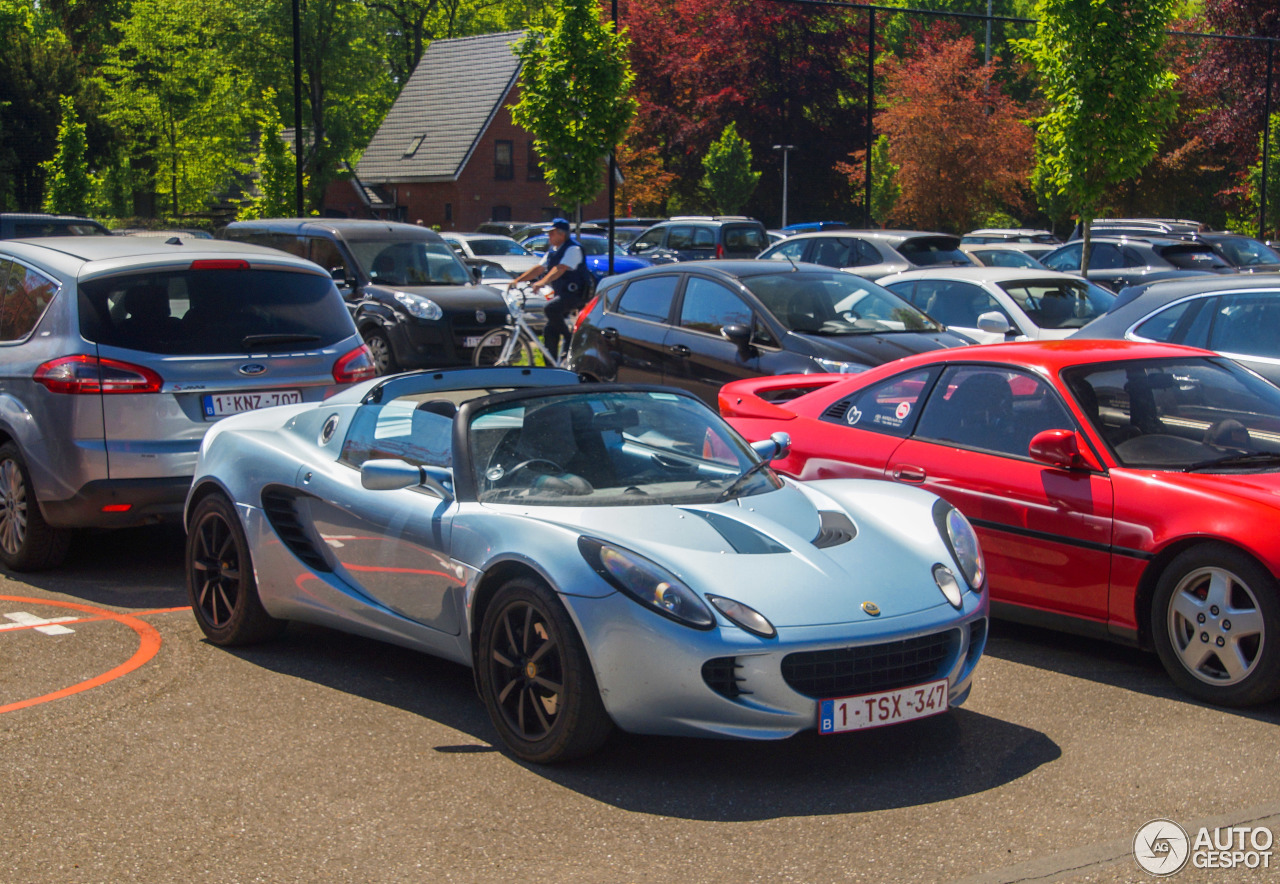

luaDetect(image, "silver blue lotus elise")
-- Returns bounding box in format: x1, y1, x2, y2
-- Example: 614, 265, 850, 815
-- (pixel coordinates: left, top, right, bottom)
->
185, 367, 988, 762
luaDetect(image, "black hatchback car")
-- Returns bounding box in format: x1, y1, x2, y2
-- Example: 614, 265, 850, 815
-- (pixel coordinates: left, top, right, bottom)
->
626, 216, 769, 264
223, 219, 508, 373
567, 261, 973, 405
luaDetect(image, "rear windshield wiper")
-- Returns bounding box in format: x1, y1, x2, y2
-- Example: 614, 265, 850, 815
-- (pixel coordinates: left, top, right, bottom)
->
1184, 452, 1280, 472
240, 333, 322, 349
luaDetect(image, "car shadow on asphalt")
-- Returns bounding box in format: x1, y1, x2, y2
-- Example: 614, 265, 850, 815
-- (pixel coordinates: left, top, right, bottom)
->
982, 619, 1280, 724
0, 524, 188, 610
223, 621, 1062, 822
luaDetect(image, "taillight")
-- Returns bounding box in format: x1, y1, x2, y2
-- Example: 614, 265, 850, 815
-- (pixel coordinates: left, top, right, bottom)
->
716, 243, 725, 259
574, 296, 599, 333
34, 356, 163, 394
333, 344, 378, 383
189, 259, 250, 270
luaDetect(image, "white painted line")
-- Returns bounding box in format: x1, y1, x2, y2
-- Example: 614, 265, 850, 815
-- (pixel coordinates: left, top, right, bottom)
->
1, 611, 78, 636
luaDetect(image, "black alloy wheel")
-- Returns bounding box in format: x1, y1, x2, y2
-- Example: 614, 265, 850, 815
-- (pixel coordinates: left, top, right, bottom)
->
186, 494, 283, 645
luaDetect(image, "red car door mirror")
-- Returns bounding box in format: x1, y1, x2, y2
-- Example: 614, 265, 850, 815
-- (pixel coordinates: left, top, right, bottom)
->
1028, 429, 1094, 470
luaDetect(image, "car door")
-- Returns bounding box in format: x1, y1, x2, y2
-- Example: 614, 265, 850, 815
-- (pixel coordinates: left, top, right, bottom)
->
1202, 292, 1280, 385
887, 364, 1114, 622
662, 275, 760, 403
888, 279, 1017, 343
597, 274, 681, 384
298, 396, 463, 636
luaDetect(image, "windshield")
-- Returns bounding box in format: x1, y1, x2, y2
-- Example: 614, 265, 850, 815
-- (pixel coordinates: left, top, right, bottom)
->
469, 238, 532, 258
470, 390, 780, 506
973, 249, 1045, 269
348, 239, 471, 286
898, 238, 973, 266
742, 271, 940, 334
1064, 357, 1280, 470
1212, 236, 1280, 267
996, 278, 1115, 329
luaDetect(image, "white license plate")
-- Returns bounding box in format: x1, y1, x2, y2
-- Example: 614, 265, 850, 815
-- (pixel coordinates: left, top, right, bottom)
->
463, 336, 484, 348
819, 679, 949, 734
202, 390, 303, 418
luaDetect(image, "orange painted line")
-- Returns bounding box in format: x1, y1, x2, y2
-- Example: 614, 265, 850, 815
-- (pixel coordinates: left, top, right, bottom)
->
0, 605, 190, 634
0, 595, 172, 715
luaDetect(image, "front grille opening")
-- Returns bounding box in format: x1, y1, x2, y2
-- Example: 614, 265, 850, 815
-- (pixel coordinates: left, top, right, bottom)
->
781, 630, 959, 699
702, 657, 750, 699
260, 488, 332, 573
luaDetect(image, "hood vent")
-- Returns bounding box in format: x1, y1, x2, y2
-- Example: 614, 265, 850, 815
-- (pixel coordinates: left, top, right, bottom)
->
813, 510, 857, 548
261, 487, 332, 573
683, 509, 789, 554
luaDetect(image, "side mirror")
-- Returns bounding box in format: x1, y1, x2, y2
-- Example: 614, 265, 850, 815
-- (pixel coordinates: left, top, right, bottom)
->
750, 431, 791, 462
331, 267, 349, 286
1028, 429, 1089, 470
722, 323, 754, 356
360, 459, 455, 501
471, 265, 483, 284
976, 311, 1012, 336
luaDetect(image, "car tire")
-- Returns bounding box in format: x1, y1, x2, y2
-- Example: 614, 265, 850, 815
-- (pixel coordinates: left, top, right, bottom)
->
471, 328, 536, 367
0, 442, 70, 571
477, 576, 613, 763
1151, 542, 1280, 706
363, 329, 398, 375
186, 494, 284, 646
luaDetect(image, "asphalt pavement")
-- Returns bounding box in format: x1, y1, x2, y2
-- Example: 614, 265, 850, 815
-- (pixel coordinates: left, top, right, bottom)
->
1, 526, 1277, 883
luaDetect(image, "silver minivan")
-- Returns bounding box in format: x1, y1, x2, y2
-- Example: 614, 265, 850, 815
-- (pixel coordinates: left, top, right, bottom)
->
0, 236, 375, 570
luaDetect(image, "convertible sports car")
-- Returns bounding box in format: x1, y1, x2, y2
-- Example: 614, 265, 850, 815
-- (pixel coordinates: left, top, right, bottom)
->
185, 368, 988, 762
721, 340, 1280, 706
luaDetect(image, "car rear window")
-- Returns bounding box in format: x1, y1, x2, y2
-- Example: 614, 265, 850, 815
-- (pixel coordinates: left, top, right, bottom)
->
1157, 245, 1232, 270
897, 237, 972, 266
78, 268, 355, 355
723, 226, 766, 252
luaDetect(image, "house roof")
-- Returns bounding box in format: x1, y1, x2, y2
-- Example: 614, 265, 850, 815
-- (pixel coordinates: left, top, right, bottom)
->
357, 30, 524, 184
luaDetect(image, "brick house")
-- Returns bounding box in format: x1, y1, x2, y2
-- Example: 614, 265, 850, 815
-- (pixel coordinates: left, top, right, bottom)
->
325, 31, 606, 230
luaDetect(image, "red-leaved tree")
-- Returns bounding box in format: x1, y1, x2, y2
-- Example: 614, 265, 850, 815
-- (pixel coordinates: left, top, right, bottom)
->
872, 29, 1033, 232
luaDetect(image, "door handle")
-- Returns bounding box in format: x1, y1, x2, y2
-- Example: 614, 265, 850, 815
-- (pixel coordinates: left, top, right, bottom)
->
667, 344, 691, 357
892, 465, 926, 483
600, 327, 619, 340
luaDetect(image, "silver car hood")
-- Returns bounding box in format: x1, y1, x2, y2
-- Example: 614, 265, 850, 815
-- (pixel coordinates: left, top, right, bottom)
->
484, 482, 960, 627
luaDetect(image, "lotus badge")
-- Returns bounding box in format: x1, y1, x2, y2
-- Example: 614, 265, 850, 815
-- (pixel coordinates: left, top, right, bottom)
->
861, 601, 881, 616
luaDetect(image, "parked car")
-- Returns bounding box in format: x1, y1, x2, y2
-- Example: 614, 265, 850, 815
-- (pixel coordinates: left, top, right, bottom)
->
184, 367, 988, 762
961, 228, 1061, 245
757, 230, 974, 281
879, 267, 1115, 344
475, 220, 543, 238
584, 217, 664, 228
1, 213, 111, 238
222, 219, 509, 375
1072, 274, 1280, 386
439, 232, 541, 275
518, 232, 652, 282
959, 243, 1054, 269
118, 228, 214, 240
567, 261, 973, 405
1040, 236, 1233, 291
1068, 218, 1205, 241
0, 235, 375, 571
462, 258, 515, 284
722, 339, 1280, 706
1196, 233, 1280, 272
781, 221, 851, 235
626, 216, 769, 263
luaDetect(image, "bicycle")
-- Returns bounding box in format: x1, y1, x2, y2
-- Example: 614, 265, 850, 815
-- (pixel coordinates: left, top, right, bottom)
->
471, 283, 561, 367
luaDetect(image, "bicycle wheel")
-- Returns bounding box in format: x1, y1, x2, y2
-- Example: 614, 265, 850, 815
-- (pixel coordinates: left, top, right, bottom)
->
472, 327, 536, 367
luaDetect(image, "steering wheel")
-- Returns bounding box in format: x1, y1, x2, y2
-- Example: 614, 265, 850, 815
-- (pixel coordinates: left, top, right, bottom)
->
839, 308, 862, 322
500, 458, 565, 482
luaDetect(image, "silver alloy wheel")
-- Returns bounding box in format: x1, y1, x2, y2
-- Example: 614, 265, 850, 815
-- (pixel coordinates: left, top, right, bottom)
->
0, 458, 28, 557
1167, 565, 1266, 687
366, 332, 393, 374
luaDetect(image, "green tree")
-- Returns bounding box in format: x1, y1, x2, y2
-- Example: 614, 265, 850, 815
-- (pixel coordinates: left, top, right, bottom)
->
511, 0, 636, 221
238, 93, 304, 220
1226, 113, 1280, 239
41, 95, 93, 214
839, 134, 900, 226
1017, 0, 1179, 272
699, 123, 760, 215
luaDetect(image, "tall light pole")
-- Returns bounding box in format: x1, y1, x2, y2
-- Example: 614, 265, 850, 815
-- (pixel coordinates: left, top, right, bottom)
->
773, 144, 795, 228
292, 0, 304, 217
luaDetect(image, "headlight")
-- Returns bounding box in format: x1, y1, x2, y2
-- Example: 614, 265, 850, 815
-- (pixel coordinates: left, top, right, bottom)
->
706, 594, 776, 638
812, 358, 868, 374
579, 537, 713, 629
393, 291, 443, 320
932, 499, 985, 592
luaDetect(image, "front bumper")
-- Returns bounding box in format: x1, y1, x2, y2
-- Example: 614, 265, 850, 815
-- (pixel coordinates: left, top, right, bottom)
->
568, 590, 988, 740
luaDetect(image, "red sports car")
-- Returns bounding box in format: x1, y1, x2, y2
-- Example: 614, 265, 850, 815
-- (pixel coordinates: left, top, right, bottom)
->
721, 340, 1280, 706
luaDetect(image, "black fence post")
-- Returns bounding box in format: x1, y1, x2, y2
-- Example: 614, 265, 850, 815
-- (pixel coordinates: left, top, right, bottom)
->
863, 7, 875, 228
1261, 38, 1274, 241
292, 0, 304, 217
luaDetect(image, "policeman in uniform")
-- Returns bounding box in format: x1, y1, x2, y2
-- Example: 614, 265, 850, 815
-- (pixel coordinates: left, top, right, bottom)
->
508, 217, 592, 360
